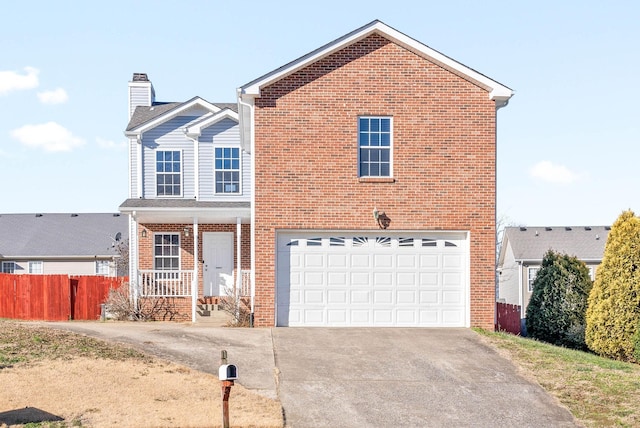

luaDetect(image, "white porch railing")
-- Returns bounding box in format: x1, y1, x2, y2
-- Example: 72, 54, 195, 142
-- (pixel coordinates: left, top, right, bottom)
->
136, 269, 250, 298
138, 270, 193, 297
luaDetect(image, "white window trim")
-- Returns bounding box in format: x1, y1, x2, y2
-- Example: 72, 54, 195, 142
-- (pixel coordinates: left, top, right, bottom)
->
28, 261, 43, 274
357, 116, 393, 178
153, 233, 181, 271
155, 149, 184, 198
213, 145, 243, 195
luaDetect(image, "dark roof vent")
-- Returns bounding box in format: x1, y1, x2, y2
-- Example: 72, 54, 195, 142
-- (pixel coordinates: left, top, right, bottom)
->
605, 226, 611, 230
71, 213, 78, 217
133, 73, 149, 82
565, 227, 572, 231
35, 213, 43, 217
112, 213, 120, 217
545, 227, 552, 231
519, 227, 527, 231
584, 226, 592, 231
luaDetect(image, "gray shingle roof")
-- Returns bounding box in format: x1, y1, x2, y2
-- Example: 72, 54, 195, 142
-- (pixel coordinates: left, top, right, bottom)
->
0, 213, 128, 258
126, 101, 238, 131
118, 199, 249, 209
504, 226, 610, 261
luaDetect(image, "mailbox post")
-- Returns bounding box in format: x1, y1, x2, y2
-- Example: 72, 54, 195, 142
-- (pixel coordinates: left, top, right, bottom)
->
219, 350, 238, 428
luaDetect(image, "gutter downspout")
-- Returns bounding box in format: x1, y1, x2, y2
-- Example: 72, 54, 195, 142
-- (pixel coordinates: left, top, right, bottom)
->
136, 135, 143, 198
237, 92, 255, 327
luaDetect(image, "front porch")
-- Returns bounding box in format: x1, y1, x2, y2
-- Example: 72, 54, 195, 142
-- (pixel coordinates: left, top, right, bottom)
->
119, 199, 252, 323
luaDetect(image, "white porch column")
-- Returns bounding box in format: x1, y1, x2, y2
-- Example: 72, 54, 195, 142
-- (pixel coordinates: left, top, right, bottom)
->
236, 217, 242, 304
192, 219, 199, 322
130, 212, 139, 309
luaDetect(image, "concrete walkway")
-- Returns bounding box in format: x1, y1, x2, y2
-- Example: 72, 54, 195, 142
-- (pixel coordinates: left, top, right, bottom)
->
39, 322, 578, 427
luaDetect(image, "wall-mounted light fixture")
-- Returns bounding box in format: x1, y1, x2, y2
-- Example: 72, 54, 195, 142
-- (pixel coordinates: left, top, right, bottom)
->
184, 226, 190, 237
373, 206, 391, 229
141, 229, 147, 238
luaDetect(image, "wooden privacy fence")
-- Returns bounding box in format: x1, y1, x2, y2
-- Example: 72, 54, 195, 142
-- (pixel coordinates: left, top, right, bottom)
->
496, 302, 522, 335
0, 273, 127, 321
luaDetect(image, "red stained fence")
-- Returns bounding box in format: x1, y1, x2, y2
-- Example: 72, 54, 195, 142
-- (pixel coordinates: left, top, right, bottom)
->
0, 274, 126, 321
496, 302, 522, 335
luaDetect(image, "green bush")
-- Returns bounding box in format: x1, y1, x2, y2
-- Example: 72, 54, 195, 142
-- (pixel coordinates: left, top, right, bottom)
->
585, 210, 640, 362
526, 250, 593, 350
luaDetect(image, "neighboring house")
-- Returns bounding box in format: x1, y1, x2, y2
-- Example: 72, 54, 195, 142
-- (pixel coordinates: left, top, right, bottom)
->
0, 213, 128, 277
497, 225, 609, 329
121, 20, 513, 328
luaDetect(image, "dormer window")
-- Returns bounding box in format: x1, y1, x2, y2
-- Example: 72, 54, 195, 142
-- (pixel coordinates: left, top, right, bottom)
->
215, 147, 240, 194
156, 150, 182, 196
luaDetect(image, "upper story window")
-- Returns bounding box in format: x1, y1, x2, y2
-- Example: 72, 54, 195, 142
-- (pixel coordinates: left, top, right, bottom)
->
215, 147, 240, 194
527, 267, 539, 292
29, 261, 43, 274
2, 261, 15, 274
156, 150, 182, 196
154, 234, 180, 270
359, 117, 392, 177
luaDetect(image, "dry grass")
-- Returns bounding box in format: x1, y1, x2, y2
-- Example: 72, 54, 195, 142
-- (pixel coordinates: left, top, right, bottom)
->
0, 320, 283, 428
477, 329, 640, 427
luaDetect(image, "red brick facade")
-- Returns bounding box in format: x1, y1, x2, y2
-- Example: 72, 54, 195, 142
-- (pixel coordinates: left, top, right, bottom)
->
252, 34, 497, 329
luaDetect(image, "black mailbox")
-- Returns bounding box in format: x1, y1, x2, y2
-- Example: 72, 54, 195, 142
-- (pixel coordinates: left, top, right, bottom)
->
219, 364, 238, 381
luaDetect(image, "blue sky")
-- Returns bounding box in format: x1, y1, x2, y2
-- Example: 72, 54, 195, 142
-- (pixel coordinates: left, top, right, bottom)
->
2, 1, 638, 227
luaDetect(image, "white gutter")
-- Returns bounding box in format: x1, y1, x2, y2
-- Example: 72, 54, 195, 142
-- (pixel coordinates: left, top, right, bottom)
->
136, 135, 143, 197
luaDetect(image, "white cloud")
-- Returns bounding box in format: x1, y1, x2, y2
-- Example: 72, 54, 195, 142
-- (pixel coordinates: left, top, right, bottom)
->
37, 88, 68, 104
529, 160, 580, 184
0, 66, 39, 95
11, 122, 85, 152
96, 137, 127, 150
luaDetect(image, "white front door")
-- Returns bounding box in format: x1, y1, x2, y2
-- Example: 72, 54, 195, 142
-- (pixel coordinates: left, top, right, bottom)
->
203, 232, 234, 296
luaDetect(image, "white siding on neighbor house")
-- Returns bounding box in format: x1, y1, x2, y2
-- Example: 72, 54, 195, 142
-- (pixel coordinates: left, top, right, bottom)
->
142, 116, 198, 198
197, 118, 248, 200
2, 260, 114, 276
497, 243, 520, 306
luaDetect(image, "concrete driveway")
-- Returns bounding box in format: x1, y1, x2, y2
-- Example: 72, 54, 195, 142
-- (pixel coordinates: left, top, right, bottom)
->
40, 322, 578, 427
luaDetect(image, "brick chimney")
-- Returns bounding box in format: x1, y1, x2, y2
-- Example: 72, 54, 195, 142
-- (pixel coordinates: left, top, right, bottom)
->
128, 72, 155, 119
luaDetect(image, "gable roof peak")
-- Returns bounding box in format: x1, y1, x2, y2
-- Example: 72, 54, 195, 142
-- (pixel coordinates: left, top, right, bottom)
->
239, 20, 513, 104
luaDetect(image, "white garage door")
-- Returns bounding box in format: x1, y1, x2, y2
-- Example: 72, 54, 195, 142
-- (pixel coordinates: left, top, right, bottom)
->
276, 232, 468, 327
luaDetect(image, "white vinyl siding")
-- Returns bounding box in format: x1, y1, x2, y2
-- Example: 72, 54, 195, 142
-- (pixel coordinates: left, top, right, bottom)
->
198, 118, 247, 199
142, 116, 197, 198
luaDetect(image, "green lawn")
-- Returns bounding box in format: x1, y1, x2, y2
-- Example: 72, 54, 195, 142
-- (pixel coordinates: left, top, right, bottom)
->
478, 329, 640, 427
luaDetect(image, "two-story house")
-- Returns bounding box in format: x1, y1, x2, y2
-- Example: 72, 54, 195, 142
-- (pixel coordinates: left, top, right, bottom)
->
119, 74, 250, 321
121, 20, 513, 328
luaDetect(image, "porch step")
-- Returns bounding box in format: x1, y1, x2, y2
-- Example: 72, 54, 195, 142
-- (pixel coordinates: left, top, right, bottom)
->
196, 304, 232, 325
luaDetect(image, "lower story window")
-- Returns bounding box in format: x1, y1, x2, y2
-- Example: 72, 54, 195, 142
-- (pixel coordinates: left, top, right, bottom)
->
154, 234, 180, 270
528, 267, 539, 292
96, 260, 111, 275
2, 261, 15, 273
29, 261, 43, 274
